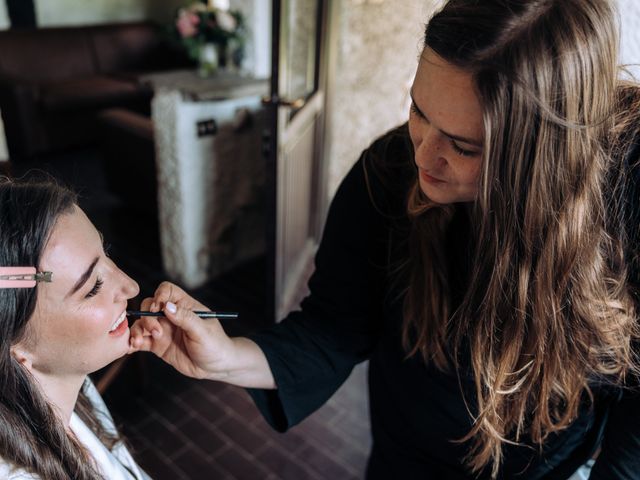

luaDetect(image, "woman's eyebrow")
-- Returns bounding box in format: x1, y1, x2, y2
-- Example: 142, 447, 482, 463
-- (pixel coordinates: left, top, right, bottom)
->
66, 257, 99, 298
409, 90, 483, 147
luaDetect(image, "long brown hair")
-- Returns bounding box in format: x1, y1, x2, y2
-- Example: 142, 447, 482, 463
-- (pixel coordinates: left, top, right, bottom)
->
402, 0, 640, 476
0, 177, 120, 479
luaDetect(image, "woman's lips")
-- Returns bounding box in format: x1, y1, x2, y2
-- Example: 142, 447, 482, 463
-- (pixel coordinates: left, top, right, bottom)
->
109, 319, 129, 337
420, 170, 446, 183
109, 314, 129, 337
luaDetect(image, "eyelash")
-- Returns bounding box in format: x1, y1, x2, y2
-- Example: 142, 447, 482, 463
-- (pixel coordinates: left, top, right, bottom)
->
410, 102, 421, 118
450, 140, 477, 157
85, 278, 103, 299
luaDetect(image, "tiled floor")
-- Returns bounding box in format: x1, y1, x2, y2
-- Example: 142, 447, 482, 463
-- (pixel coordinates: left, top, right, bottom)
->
13, 149, 373, 479
105, 356, 371, 480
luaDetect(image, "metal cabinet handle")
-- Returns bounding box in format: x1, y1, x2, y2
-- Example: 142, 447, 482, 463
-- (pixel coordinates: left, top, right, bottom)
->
262, 95, 306, 109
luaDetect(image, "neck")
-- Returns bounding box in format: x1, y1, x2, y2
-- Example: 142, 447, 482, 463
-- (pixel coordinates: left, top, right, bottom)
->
30, 370, 85, 427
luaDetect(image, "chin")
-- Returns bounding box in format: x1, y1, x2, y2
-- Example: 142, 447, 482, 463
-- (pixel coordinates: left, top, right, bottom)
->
419, 181, 453, 205
92, 336, 130, 373
420, 180, 475, 204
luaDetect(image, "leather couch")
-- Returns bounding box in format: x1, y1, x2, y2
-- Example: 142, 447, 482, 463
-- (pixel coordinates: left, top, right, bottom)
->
0, 21, 190, 160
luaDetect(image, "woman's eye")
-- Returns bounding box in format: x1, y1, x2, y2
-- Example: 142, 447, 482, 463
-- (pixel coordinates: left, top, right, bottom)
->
410, 102, 423, 119
85, 278, 103, 299
450, 140, 480, 157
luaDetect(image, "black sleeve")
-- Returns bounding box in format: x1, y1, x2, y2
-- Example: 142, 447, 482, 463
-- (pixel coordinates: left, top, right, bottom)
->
589, 132, 640, 479
588, 389, 640, 479
246, 153, 389, 432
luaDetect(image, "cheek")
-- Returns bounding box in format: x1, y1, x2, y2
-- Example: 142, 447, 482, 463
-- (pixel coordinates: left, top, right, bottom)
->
58, 305, 111, 348
453, 159, 482, 186
408, 116, 421, 149
77, 305, 112, 337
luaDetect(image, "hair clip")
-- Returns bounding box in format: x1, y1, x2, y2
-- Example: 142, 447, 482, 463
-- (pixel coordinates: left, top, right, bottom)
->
0, 267, 53, 288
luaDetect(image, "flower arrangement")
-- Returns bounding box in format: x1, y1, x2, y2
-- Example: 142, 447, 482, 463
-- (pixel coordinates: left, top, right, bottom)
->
174, 0, 246, 70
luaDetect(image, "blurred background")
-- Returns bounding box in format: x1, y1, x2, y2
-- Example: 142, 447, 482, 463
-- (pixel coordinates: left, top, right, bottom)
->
0, 1, 638, 478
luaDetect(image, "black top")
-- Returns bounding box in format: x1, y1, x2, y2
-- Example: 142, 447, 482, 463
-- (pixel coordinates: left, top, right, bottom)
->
247, 124, 640, 479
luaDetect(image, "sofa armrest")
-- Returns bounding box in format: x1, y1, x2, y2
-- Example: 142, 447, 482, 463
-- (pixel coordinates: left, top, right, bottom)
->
0, 77, 42, 159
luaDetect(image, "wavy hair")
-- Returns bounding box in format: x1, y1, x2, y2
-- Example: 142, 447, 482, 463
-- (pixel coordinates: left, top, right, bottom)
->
0, 176, 120, 479
402, 0, 640, 476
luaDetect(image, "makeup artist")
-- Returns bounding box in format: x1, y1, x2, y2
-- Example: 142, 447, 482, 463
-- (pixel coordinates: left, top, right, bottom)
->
130, 0, 640, 478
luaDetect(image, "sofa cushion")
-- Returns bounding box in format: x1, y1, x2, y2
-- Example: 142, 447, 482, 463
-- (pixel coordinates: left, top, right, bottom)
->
0, 28, 95, 82
98, 108, 157, 215
39, 75, 151, 112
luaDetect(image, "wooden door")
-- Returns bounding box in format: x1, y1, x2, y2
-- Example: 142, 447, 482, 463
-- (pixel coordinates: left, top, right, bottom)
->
264, 0, 328, 321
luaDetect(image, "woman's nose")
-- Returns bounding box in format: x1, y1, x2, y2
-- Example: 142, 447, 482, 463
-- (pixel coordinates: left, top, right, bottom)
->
415, 125, 446, 169
118, 268, 140, 300
125, 275, 140, 300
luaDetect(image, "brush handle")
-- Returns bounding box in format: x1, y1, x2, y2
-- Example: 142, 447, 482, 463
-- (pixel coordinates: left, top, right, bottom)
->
126, 310, 238, 319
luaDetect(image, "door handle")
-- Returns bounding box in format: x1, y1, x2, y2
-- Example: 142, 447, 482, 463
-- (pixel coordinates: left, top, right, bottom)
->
262, 95, 306, 109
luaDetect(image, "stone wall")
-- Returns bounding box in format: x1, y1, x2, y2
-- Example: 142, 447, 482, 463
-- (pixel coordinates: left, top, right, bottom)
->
618, 0, 640, 78
35, 0, 172, 26
324, 0, 441, 197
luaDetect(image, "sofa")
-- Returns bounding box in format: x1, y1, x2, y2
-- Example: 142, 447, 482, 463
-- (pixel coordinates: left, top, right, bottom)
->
97, 107, 157, 216
0, 21, 191, 160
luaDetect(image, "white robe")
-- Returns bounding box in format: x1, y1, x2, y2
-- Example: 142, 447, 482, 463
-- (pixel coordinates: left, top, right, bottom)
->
0, 379, 150, 480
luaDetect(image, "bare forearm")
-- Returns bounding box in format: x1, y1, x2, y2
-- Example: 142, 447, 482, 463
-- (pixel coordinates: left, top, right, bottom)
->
206, 337, 276, 389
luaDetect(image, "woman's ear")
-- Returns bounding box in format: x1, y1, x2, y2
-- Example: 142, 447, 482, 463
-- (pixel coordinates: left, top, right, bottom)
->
10, 344, 33, 372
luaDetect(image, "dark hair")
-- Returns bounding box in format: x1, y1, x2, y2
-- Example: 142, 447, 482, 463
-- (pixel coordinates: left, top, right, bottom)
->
0, 176, 117, 479
403, 0, 640, 477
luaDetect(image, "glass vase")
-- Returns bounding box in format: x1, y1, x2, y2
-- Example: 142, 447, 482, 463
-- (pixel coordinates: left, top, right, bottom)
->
197, 43, 219, 77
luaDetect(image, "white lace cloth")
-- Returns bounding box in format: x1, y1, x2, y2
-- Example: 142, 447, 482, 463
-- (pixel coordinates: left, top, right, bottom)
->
148, 72, 268, 288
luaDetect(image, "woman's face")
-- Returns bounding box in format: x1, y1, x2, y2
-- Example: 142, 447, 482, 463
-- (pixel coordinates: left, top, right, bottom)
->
22, 206, 139, 377
408, 48, 484, 204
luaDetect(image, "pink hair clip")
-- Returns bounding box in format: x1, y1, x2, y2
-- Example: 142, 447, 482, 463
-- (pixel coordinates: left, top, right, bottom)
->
0, 267, 52, 288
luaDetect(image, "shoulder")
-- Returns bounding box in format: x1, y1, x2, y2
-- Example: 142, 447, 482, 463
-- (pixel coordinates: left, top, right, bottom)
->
609, 85, 640, 228
0, 460, 40, 480
364, 122, 413, 159
609, 86, 640, 292
361, 123, 414, 193
336, 123, 414, 220
612, 83, 640, 162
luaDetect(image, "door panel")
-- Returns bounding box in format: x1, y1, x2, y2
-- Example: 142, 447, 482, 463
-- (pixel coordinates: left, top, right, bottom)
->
277, 108, 317, 316
265, 0, 326, 321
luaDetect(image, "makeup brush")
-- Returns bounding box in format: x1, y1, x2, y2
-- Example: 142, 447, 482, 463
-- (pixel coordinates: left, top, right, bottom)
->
126, 310, 238, 319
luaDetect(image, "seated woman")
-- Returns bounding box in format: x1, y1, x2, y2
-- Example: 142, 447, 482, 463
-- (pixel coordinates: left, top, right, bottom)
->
0, 177, 150, 479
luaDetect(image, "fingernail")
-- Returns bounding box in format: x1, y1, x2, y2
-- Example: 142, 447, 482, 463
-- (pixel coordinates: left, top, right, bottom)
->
152, 329, 161, 338
150, 302, 157, 311
166, 302, 177, 313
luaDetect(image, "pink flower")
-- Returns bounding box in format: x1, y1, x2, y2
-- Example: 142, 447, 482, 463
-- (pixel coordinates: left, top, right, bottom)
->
176, 10, 200, 38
